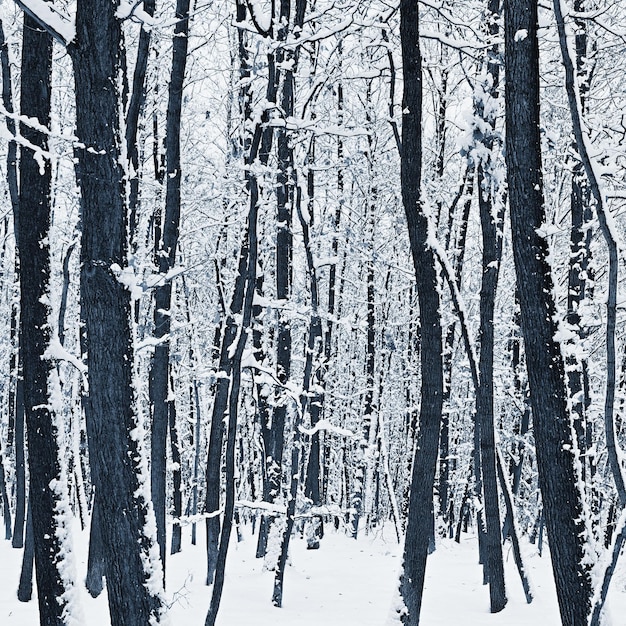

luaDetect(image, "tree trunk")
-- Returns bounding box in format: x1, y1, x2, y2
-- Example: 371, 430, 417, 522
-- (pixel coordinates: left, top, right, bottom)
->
19, 13, 76, 622
169, 378, 183, 555
70, 0, 164, 620
85, 494, 105, 598
475, 0, 506, 610
12, 357, 25, 548
504, 1, 593, 623
398, 1, 444, 622
17, 502, 34, 603
127, 0, 155, 252
149, 0, 190, 578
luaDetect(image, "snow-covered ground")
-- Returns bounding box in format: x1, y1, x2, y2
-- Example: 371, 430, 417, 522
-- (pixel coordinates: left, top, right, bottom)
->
2, 522, 626, 624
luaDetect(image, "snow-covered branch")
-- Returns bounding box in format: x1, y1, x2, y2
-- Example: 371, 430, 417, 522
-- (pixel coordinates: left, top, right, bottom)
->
14, 0, 75, 46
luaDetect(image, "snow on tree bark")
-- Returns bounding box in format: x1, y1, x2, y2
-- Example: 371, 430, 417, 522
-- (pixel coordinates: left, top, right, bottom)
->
504, 0, 593, 623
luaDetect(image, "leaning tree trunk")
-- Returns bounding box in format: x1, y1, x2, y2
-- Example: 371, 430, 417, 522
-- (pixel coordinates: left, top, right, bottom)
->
70, 0, 164, 622
19, 13, 76, 623
504, 1, 593, 624
397, 1, 444, 623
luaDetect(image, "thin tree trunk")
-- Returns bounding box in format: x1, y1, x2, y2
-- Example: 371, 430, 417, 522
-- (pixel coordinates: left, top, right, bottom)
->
169, 375, 183, 554
205, 241, 248, 583
0, 446, 11, 540
17, 502, 34, 603
149, 0, 190, 578
127, 0, 155, 252
12, 357, 25, 548
474, 1, 506, 609
496, 449, 533, 604
204, 143, 259, 626
263, 0, 298, 560
85, 494, 105, 598
398, 1, 444, 622
273, 183, 321, 605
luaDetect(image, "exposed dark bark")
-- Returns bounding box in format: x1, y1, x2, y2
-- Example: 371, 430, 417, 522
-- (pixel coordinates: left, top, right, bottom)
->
169, 379, 183, 555
590, 507, 626, 626
439, 171, 472, 523
272, 182, 324, 604
302, 140, 324, 544
17, 503, 34, 603
127, 0, 156, 250
85, 494, 105, 598
19, 13, 72, 623
70, 0, 164, 620
261, 0, 298, 560
204, 140, 259, 626
554, 0, 623, 509
475, 0, 506, 610
205, 239, 248, 583
398, 1, 444, 622
149, 0, 190, 578
12, 358, 25, 548
504, 1, 593, 624
0, 445, 11, 539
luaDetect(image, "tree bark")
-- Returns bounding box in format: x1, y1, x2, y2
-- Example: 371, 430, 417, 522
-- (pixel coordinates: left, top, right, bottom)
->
70, 0, 164, 621
149, 0, 190, 578
475, 0, 506, 610
398, 1, 444, 622
504, 1, 593, 623
19, 13, 75, 623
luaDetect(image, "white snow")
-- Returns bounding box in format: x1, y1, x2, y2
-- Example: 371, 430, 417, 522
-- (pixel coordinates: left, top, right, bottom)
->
3, 522, 625, 625
514, 29, 528, 42
15, 0, 75, 45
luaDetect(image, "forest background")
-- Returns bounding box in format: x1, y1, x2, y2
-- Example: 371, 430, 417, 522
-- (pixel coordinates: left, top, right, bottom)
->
0, 0, 625, 625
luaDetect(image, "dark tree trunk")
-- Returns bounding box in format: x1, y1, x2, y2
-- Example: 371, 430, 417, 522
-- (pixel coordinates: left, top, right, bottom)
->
261, 0, 298, 561
273, 183, 325, 607
477, 173, 506, 611
205, 242, 247, 583
398, 1, 444, 623
149, 0, 190, 578
19, 13, 73, 623
70, 0, 164, 621
0, 445, 11, 539
85, 494, 105, 598
475, 0, 506, 611
127, 0, 155, 251
12, 360, 25, 548
169, 381, 183, 555
504, 1, 593, 624
17, 503, 34, 603
204, 145, 259, 626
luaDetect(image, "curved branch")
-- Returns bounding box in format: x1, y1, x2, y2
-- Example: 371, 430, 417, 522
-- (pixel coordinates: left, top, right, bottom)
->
553, 0, 626, 507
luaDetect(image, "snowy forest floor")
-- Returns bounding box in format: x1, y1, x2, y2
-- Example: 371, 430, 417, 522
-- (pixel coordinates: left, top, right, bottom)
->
2, 521, 626, 625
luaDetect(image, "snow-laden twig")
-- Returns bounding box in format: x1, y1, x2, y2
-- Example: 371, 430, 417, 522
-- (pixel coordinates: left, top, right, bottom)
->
43, 334, 87, 375
427, 227, 480, 391
298, 419, 355, 439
